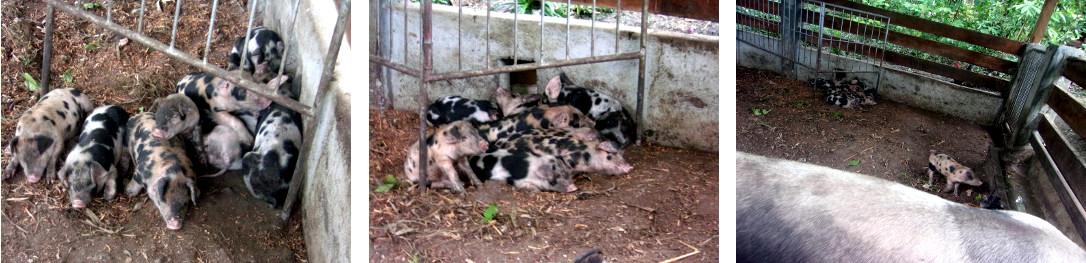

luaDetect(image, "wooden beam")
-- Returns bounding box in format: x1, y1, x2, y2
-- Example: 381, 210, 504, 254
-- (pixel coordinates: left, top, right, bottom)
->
567, 0, 717, 22
819, 0, 1025, 55
1030, 0, 1060, 43
1032, 120, 1086, 244
1046, 88, 1086, 139
1064, 57, 1086, 88
1037, 115, 1086, 218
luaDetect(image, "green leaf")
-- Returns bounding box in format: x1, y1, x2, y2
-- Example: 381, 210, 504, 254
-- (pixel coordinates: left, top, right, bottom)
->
22, 73, 39, 92
62, 70, 73, 84
482, 203, 499, 223
22, 58, 31, 66
138, 106, 144, 114
375, 184, 394, 193
82, 2, 101, 10
847, 160, 860, 166
833, 112, 841, 118
85, 42, 100, 52
975, 194, 983, 201
751, 107, 770, 116
382, 175, 398, 186
408, 253, 421, 263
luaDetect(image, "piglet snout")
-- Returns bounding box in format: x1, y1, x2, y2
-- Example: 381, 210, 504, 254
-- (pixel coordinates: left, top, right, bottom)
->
26, 174, 42, 183
478, 141, 489, 152
167, 219, 183, 230
72, 200, 86, 209
566, 184, 579, 193
151, 129, 166, 139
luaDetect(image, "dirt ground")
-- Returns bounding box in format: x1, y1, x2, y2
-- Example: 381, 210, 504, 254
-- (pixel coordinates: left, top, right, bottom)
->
368, 110, 719, 262
2, 0, 306, 261
736, 66, 996, 205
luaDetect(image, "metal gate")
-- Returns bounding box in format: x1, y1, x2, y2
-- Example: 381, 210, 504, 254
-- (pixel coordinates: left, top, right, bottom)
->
738, 0, 889, 86
39, 0, 351, 218
370, 0, 650, 187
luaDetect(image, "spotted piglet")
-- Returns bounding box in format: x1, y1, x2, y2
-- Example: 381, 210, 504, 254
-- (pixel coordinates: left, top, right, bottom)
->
229, 26, 285, 83
126, 113, 199, 230
544, 74, 637, 148
475, 105, 595, 145
58, 105, 130, 208
404, 121, 489, 193
494, 87, 542, 116
468, 147, 577, 193
241, 99, 302, 208
3, 88, 94, 183
203, 111, 254, 177
425, 96, 502, 126
928, 150, 983, 196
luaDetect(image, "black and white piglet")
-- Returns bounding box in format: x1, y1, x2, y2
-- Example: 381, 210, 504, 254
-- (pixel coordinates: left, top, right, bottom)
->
4, 88, 94, 183
241, 98, 303, 209
229, 26, 285, 82
126, 113, 199, 230
544, 74, 637, 148
425, 96, 502, 126
468, 147, 578, 193
58, 105, 130, 208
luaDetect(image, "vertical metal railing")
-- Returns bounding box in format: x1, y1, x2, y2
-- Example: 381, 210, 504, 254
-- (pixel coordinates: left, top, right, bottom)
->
371, 0, 650, 188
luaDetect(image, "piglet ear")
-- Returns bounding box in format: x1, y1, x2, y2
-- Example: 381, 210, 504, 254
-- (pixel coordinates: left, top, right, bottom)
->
57, 164, 71, 186
495, 87, 507, 96
187, 180, 199, 206
8, 136, 18, 153
545, 76, 562, 100
597, 141, 619, 153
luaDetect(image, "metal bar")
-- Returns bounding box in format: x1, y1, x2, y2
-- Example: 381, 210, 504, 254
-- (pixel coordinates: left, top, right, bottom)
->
428, 51, 643, 82
43, 0, 313, 117
276, 0, 305, 79
202, 0, 220, 63
282, 0, 350, 221
381, 0, 395, 108
240, 0, 259, 70
615, 0, 620, 54
169, 0, 183, 49
486, 0, 491, 69
138, 0, 146, 33
540, 0, 545, 64
635, 0, 647, 145
458, 2, 463, 71
513, 0, 518, 65
417, 0, 434, 188
566, 0, 570, 60
41, 6, 56, 95
369, 55, 423, 78
403, 0, 407, 64
591, 0, 596, 57
106, 0, 112, 23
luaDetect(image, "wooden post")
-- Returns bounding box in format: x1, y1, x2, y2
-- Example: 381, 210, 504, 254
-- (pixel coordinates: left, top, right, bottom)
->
40, 6, 56, 96
1029, 0, 1059, 43
779, 0, 799, 78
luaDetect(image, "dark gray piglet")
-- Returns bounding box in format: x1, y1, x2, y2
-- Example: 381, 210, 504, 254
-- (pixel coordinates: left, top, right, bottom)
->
241, 102, 302, 208
4, 88, 93, 183
58, 105, 130, 208
126, 113, 199, 230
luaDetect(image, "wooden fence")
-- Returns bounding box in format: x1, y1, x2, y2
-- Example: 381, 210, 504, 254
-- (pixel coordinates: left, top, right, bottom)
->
737, 0, 1025, 93
1031, 56, 1086, 239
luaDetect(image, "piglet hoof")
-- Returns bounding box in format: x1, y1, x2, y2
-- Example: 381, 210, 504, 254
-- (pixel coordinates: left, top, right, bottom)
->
166, 219, 183, 230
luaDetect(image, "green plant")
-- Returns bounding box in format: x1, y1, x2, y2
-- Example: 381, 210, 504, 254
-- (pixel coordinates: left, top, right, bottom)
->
82, 2, 101, 10
22, 73, 38, 92
408, 253, 421, 263
751, 107, 771, 116
85, 42, 100, 52
481, 203, 499, 224
138, 106, 144, 114
847, 160, 860, 167
901, 172, 909, 178
62, 70, 73, 84
796, 101, 807, 106
375, 175, 399, 193
833, 112, 841, 118
975, 194, 984, 201
22, 58, 31, 66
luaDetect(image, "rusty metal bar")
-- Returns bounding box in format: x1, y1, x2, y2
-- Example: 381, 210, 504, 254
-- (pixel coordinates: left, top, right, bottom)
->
513, 0, 519, 65
240, 0, 259, 70
486, 0, 491, 69
428, 51, 642, 82
369, 55, 423, 78
566, 0, 571, 60
202, 0, 220, 63
44, 0, 313, 117
41, 6, 56, 95
169, 0, 183, 49
635, 0, 647, 145
276, 0, 304, 79
138, 0, 146, 33
282, 0, 350, 221
106, 0, 112, 23
540, 0, 545, 64
403, 0, 407, 64
458, 2, 463, 71
416, 0, 434, 188
591, 0, 596, 56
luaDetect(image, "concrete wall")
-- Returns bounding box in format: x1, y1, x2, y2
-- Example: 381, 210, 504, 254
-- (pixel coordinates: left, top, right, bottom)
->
263, 0, 351, 262
377, 3, 719, 152
738, 31, 1003, 125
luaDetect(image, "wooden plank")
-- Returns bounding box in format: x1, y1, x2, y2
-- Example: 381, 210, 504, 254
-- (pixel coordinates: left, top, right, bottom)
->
819, 0, 1025, 55
1037, 115, 1086, 217
1047, 88, 1086, 140
794, 8, 1016, 74
1065, 57, 1086, 88
1031, 127, 1086, 245
568, 0, 717, 22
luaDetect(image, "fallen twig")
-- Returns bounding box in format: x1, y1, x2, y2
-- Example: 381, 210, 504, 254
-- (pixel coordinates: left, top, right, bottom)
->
843, 146, 874, 162
659, 240, 700, 263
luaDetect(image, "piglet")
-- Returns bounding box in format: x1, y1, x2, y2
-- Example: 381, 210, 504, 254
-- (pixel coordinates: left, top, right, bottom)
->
126, 113, 199, 230
425, 96, 502, 126
229, 26, 285, 83
241, 101, 303, 209
928, 150, 983, 196
58, 105, 130, 208
404, 121, 489, 193
4, 88, 94, 183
